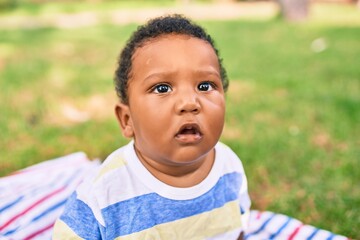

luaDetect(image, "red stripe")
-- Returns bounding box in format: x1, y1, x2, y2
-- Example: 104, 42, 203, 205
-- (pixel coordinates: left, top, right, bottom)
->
6, 169, 30, 177
0, 186, 65, 231
23, 222, 55, 240
7, 165, 48, 176
288, 224, 303, 240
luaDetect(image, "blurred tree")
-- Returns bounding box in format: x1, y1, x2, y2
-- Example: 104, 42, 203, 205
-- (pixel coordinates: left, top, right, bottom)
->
276, 0, 309, 21
0, 0, 17, 11
178, 0, 191, 4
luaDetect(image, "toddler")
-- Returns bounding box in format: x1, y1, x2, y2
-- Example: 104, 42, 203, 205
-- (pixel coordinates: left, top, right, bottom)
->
53, 14, 250, 240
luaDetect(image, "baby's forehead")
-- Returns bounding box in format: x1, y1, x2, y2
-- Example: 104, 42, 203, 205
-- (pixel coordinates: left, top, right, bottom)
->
132, 34, 216, 60
128, 35, 221, 87
133, 34, 217, 63
138, 33, 212, 50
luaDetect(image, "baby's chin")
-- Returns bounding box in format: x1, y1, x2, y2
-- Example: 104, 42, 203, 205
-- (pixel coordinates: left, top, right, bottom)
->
161, 146, 215, 166
134, 138, 217, 167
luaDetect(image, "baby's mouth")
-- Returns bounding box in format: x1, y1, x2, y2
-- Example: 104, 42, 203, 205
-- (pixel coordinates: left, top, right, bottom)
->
175, 124, 203, 143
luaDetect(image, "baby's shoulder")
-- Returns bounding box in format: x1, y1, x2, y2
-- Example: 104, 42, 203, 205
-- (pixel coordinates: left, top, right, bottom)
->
216, 142, 240, 160
216, 142, 245, 170
93, 145, 129, 183
76, 144, 137, 202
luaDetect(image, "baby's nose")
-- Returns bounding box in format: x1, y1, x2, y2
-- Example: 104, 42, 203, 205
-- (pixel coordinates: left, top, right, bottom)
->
175, 94, 201, 115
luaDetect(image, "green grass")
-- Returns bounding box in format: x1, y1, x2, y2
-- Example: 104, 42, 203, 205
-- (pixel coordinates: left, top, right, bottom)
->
0, 3, 359, 238
0, 0, 176, 16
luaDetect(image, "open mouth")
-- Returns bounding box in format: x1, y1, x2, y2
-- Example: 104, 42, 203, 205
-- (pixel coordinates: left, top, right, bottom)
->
175, 124, 203, 143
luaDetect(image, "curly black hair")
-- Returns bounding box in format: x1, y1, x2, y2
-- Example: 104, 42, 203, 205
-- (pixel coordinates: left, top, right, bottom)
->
114, 14, 228, 104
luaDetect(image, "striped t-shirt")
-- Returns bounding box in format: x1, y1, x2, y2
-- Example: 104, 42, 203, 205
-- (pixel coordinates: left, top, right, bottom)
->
53, 141, 251, 239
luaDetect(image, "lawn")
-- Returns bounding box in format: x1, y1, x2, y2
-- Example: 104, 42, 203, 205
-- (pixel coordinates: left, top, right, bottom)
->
0, 2, 359, 238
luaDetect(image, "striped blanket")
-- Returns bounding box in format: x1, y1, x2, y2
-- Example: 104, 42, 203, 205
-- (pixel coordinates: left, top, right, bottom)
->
0, 153, 349, 240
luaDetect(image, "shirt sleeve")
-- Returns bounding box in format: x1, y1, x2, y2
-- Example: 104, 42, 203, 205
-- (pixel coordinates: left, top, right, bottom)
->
52, 192, 102, 239
222, 143, 251, 231
240, 172, 251, 231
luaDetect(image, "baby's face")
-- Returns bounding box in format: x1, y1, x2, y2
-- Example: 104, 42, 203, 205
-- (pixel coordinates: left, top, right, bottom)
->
126, 34, 225, 166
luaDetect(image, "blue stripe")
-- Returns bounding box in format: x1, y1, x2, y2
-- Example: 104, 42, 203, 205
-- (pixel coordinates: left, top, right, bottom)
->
2, 199, 67, 236
32, 198, 67, 222
102, 171, 242, 239
60, 192, 101, 239
326, 233, 335, 240
0, 171, 80, 236
3, 227, 19, 236
307, 228, 319, 240
0, 196, 24, 213
3, 169, 87, 237
0, 166, 79, 215
245, 213, 275, 239
269, 217, 291, 239
31, 170, 80, 223
240, 206, 245, 214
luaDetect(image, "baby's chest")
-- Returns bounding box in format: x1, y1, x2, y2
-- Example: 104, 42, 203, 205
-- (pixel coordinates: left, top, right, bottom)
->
102, 193, 242, 239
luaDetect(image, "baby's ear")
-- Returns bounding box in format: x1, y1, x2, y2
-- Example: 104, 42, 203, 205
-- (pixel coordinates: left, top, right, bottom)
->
115, 102, 134, 138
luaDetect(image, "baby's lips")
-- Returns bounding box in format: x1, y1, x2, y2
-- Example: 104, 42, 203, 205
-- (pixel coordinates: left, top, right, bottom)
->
175, 123, 202, 136
175, 131, 202, 143
174, 123, 203, 144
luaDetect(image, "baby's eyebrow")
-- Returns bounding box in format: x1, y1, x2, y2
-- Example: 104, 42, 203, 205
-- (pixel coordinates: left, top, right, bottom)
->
142, 71, 174, 82
194, 69, 221, 78
142, 68, 221, 83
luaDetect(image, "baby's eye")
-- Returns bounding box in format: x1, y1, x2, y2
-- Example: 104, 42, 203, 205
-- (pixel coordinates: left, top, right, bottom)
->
153, 84, 172, 93
198, 82, 214, 92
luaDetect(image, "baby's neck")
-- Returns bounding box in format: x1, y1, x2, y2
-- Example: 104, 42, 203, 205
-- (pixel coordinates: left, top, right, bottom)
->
135, 149, 215, 188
